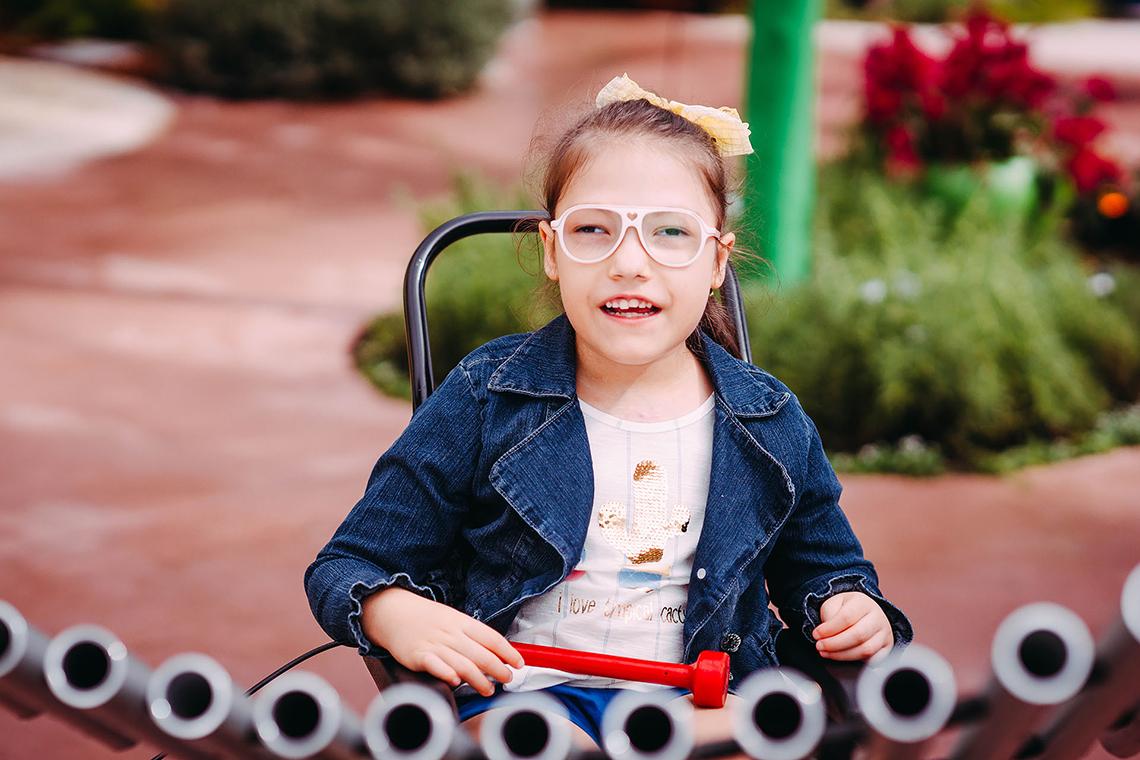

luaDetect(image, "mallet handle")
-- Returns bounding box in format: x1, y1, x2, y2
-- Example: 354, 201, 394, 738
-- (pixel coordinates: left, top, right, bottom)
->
512, 643, 693, 688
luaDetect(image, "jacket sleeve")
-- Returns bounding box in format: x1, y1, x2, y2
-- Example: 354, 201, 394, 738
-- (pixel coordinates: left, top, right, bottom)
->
763, 403, 914, 648
304, 362, 485, 656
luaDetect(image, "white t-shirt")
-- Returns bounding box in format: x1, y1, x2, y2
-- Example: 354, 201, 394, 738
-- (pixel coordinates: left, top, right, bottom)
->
504, 395, 715, 691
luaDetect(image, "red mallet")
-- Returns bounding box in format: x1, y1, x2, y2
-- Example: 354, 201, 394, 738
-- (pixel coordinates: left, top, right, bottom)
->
512, 643, 730, 708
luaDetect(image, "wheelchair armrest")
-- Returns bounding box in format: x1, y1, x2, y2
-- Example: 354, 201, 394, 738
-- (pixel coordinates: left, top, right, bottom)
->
363, 656, 460, 715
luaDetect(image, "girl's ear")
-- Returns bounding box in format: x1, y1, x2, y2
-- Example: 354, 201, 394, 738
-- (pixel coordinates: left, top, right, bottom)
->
539, 220, 559, 281
711, 232, 733, 289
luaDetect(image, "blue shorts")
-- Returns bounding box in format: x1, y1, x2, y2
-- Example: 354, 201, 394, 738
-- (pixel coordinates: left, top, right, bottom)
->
456, 685, 684, 746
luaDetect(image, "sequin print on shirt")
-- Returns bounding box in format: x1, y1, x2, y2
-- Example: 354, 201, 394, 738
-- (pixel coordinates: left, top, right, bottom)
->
598, 460, 690, 588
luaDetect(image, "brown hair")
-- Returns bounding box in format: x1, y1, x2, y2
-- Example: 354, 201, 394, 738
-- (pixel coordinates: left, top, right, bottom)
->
528, 98, 745, 360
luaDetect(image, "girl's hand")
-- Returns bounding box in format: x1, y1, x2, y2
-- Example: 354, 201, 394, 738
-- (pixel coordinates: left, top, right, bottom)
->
811, 591, 893, 661
361, 587, 524, 696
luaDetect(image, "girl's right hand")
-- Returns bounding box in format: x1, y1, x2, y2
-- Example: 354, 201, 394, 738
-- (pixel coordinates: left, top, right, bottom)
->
361, 586, 524, 696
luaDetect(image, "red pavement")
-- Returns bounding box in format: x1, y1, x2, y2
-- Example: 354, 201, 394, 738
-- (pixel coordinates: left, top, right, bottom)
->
1, 10, 1138, 759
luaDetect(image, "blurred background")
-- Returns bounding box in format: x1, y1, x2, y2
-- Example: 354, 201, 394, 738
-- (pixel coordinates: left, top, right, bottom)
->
1, 0, 1139, 757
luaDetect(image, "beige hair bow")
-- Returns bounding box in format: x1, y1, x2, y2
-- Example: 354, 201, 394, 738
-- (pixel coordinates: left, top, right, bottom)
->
595, 74, 754, 157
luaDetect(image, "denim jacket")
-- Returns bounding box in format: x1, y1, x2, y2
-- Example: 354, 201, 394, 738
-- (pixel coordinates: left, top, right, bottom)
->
306, 315, 912, 688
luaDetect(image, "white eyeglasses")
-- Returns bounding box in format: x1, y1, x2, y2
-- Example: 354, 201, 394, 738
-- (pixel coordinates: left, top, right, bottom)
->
549, 204, 722, 268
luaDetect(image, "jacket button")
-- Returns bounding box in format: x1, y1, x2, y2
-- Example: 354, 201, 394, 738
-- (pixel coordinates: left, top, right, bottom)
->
696, 568, 707, 580
720, 633, 741, 653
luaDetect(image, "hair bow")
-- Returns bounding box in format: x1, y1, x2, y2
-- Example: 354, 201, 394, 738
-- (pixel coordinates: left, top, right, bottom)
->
595, 74, 754, 157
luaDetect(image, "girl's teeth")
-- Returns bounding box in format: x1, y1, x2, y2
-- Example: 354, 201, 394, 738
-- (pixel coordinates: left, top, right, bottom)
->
603, 298, 658, 315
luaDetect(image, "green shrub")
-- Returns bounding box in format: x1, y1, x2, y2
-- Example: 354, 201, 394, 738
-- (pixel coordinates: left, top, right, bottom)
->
353, 173, 551, 399
153, 0, 515, 98
748, 161, 1140, 467
0, 0, 150, 40
830, 435, 947, 476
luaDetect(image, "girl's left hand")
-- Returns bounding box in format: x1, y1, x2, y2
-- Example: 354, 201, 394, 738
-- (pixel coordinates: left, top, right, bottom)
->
811, 591, 893, 661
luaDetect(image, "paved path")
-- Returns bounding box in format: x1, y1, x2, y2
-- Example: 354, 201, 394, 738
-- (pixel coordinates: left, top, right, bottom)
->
1, 11, 1138, 759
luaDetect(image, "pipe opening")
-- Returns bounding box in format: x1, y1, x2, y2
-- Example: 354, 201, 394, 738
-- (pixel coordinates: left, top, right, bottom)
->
502, 710, 549, 757
0, 620, 10, 656
63, 642, 110, 690
386, 704, 432, 751
884, 668, 931, 718
168, 672, 213, 720
1019, 630, 1067, 678
754, 693, 802, 739
274, 691, 321, 739
624, 705, 672, 753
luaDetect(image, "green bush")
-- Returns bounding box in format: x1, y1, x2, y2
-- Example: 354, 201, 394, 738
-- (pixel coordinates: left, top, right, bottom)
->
0, 0, 150, 40
153, 0, 515, 98
353, 174, 551, 399
748, 160, 1140, 467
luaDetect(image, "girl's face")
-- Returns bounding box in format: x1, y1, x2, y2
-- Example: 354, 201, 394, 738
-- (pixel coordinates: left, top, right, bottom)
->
539, 138, 733, 377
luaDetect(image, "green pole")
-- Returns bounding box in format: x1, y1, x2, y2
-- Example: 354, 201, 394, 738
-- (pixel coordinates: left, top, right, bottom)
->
742, 0, 820, 284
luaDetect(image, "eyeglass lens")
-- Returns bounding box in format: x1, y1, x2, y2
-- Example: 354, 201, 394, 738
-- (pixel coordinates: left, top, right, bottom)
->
561, 208, 706, 265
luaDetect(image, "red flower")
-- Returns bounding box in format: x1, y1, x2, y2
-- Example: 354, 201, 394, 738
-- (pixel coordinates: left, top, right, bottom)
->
1053, 115, 1107, 148
1082, 77, 1116, 102
857, 5, 1112, 177
920, 91, 947, 121
867, 87, 903, 125
884, 125, 922, 175
1067, 149, 1122, 194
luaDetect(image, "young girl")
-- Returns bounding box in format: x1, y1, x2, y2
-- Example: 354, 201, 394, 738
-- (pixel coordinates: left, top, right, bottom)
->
306, 75, 912, 744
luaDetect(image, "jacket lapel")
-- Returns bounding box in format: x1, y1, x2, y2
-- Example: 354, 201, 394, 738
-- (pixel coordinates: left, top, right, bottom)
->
685, 337, 797, 650
489, 399, 594, 580
486, 316, 593, 579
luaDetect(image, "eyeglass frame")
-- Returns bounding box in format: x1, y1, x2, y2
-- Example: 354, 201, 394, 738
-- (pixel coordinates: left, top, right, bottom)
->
547, 203, 723, 268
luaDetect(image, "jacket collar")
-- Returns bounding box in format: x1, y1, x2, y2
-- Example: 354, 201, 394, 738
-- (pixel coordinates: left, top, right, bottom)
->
487, 315, 789, 417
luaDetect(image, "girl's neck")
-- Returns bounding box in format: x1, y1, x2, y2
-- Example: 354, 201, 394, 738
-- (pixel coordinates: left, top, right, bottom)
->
574, 343, 715, 423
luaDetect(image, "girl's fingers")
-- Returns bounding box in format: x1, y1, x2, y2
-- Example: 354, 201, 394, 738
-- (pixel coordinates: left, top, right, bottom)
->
467, 623, 525, 669
418, 651, 461, 687
451, 634, 517, 686
820, 629, 892, 662
814, 593, 869, 637
816, 614, 880, 653
434, 646, 497, 697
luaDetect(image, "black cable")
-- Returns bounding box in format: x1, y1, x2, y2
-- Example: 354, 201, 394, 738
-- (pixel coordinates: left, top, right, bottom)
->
148, 640, 348, 760
244, 640, 346, 695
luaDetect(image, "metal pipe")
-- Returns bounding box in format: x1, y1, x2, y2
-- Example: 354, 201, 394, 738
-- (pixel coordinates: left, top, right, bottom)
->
363, 682, 476, 760
599, 689, 693, 760
1037, 563, 1140, 760
1101, 701, 1140, 758
856, 644, 957, 760
0, 599, 52, 719
43, 623, 217, 756
731, 668, 825, 760
478, 692, 576, 760
252, 670, 369, 760
1, 606, 147, 749
950, 602, 1096, 760
148, 651, 272, 759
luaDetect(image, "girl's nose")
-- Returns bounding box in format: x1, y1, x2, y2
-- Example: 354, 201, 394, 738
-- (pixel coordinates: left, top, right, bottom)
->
607, 227, 652, 277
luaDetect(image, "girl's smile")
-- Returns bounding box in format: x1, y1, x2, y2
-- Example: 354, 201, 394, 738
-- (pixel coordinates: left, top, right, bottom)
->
600, 295, 661, 318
